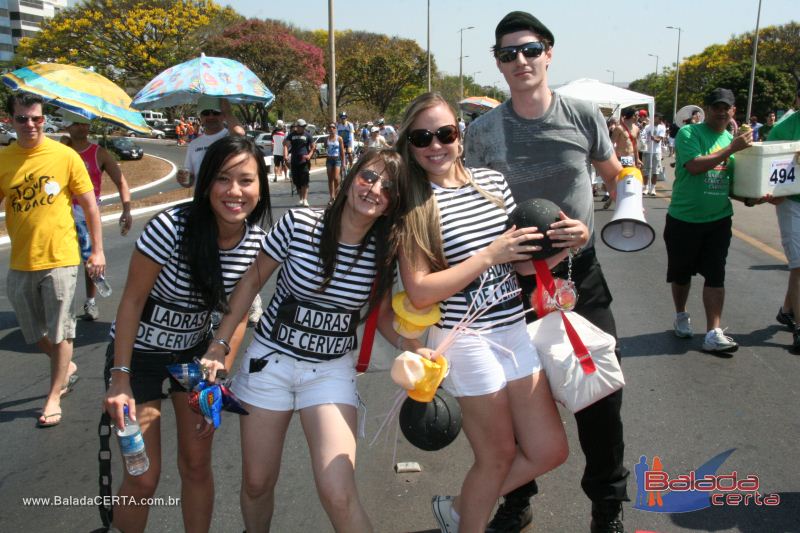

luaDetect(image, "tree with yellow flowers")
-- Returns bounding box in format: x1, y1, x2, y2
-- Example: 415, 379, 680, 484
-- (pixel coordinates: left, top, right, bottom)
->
16, 0, 241, 90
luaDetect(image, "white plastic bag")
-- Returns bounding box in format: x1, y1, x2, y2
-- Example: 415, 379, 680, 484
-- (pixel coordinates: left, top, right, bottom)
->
527, 310, 624, 413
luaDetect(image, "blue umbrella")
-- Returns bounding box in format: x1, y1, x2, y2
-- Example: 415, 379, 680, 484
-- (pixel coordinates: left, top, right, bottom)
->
132, 54, 274, 110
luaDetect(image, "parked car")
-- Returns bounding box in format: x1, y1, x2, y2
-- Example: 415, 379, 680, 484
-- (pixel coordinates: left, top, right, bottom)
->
253, 132, 273, 156
312, 134, 327, 160
47, 115, 68, 130
128, 128, 166, 139
161, 124, 177, 139
0, 123, 17, 145
42, 119, 58, 133
99, 137, 144, 160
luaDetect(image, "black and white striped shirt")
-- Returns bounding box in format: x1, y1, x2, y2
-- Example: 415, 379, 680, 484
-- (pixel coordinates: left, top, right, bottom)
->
253, 208, 379, 362
434, 168, 523, 330
111, 205, 266, 352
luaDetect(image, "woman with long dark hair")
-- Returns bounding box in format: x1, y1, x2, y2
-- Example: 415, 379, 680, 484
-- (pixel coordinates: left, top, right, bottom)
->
200, 148, 412, 532
104, 136, 272, 533
395, 93, 573, 532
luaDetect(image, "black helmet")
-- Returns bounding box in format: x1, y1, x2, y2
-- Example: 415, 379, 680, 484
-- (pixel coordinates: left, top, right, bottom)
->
507, 198, 562, 260
399, 389, 462, 451
339, 111, 347, 118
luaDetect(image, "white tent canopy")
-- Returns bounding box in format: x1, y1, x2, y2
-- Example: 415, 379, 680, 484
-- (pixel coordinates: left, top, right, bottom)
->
554, 78, 655, 119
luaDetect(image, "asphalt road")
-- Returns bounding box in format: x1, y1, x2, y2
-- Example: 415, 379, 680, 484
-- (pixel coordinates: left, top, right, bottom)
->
0, 155, 798, 532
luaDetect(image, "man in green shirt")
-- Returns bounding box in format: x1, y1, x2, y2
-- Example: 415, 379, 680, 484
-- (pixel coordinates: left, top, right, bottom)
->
770, 86, 800, 352
665, 88, 753, 355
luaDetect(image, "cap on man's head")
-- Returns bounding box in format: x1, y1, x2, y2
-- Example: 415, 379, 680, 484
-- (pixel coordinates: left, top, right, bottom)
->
276, 119, 284, 127
638, 109, 648, 117
197, 95, 221, 114
61, 110, 91, 128
705, 88, 735, 107
495, 11, 555, 48
370, 126, 380, 133
295, 119, 307, 127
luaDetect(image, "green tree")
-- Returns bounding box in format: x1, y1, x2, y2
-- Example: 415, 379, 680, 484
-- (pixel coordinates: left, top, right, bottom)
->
205, 18, 325, 127
338, 34, 428, 116
16, 0, 241, 90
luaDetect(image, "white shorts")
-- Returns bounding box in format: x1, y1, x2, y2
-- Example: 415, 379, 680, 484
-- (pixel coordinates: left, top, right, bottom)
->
428, 320, 542, 398
777, 199, 800, 269
231, 344, 358, 411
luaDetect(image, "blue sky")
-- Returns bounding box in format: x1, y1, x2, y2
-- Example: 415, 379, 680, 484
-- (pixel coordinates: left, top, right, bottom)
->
222, 0, 796, 89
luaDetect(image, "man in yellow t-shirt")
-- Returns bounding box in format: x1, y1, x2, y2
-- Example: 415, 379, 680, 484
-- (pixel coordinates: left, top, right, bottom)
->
0, 92, 105, 427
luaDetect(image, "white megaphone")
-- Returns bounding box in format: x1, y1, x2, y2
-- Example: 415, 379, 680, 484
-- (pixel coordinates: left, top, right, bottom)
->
601, 164, 655, 252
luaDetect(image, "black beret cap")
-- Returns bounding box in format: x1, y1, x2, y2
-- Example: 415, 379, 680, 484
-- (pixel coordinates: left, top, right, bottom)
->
495, 11, 555, 47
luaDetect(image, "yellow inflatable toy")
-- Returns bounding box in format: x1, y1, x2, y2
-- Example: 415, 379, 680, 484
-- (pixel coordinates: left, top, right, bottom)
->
392, 291, 440, 339
391, 351, 449, 403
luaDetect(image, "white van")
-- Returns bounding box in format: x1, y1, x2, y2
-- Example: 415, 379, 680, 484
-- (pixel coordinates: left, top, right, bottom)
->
140, 110, 166, 128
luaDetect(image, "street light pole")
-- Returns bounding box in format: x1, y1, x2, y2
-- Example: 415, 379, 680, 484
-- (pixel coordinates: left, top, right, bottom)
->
458, 25, 475, 118
606, 69, 615, 85
666, 25, 682, 120
328, 0, 336, 122
745, 0, 763, 120
427, 0, 431, 92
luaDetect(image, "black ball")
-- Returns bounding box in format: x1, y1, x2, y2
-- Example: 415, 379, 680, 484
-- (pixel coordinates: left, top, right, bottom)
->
507, 198, 562, 260
399, 389, 462, 451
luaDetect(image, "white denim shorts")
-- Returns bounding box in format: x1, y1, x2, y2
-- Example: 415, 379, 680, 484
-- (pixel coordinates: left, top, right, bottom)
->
428, 320, 542, 398
231, 343, 358, 411
777, 199, 800, 269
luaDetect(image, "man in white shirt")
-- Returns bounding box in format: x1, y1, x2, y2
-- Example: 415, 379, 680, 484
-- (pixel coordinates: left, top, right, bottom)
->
641, 112, 665, 196
176, 96, 245, 188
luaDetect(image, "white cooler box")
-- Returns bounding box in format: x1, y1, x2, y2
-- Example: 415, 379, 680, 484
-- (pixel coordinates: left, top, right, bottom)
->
732, 140, 800, 198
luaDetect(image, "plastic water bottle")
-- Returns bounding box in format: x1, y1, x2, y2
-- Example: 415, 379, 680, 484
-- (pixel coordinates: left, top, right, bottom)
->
116, 406, 149, 476
94, 275, 112, 298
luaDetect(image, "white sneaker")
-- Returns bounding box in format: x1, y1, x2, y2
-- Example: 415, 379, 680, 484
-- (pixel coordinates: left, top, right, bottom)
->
431, 495, 459, 533
673, 312, 693, 338
702, 328, 738, 354
248, 294, 263, 325
83, 300, 99, 321
302, 199, 310, 207
297, 199, 305, 206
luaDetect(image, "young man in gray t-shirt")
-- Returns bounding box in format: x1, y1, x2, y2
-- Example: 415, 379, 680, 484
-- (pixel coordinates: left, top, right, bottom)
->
464, 11, 628, 533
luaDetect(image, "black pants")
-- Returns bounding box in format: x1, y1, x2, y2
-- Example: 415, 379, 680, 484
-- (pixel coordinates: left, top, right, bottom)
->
511, 248, 630, 503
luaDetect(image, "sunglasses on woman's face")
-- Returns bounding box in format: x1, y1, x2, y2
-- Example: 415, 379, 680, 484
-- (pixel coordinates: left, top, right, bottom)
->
495, 41, 546, 63
356, 169, 395, 195
200, 110, 222, 117
406, 125, 459, 148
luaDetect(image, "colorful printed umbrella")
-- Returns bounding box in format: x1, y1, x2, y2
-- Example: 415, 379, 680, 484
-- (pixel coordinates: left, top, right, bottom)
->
132, 54, 274, 110
2, 63, 149, 134
459, 96, 501, 115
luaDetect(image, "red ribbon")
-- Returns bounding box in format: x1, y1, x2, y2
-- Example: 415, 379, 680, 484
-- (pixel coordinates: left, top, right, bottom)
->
532, 260, 596, 374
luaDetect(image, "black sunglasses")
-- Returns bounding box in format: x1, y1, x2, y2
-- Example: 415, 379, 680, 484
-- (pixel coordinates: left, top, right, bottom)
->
201, 109, 222, 117
406, 125, 459, 148
14, 114, 45, 125
356, 169, 395, 194
495, 41, 546, 63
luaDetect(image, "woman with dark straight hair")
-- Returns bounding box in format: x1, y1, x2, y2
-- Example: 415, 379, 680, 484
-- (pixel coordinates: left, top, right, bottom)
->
200, 148, 417, 532
104, 135, 272, 533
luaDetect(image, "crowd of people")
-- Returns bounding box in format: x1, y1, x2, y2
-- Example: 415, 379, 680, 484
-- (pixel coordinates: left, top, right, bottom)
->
1, 8, 799, 533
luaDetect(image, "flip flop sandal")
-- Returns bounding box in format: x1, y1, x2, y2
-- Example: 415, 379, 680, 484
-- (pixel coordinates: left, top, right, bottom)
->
37, 412, 62, 428
60, 373, 80, 397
